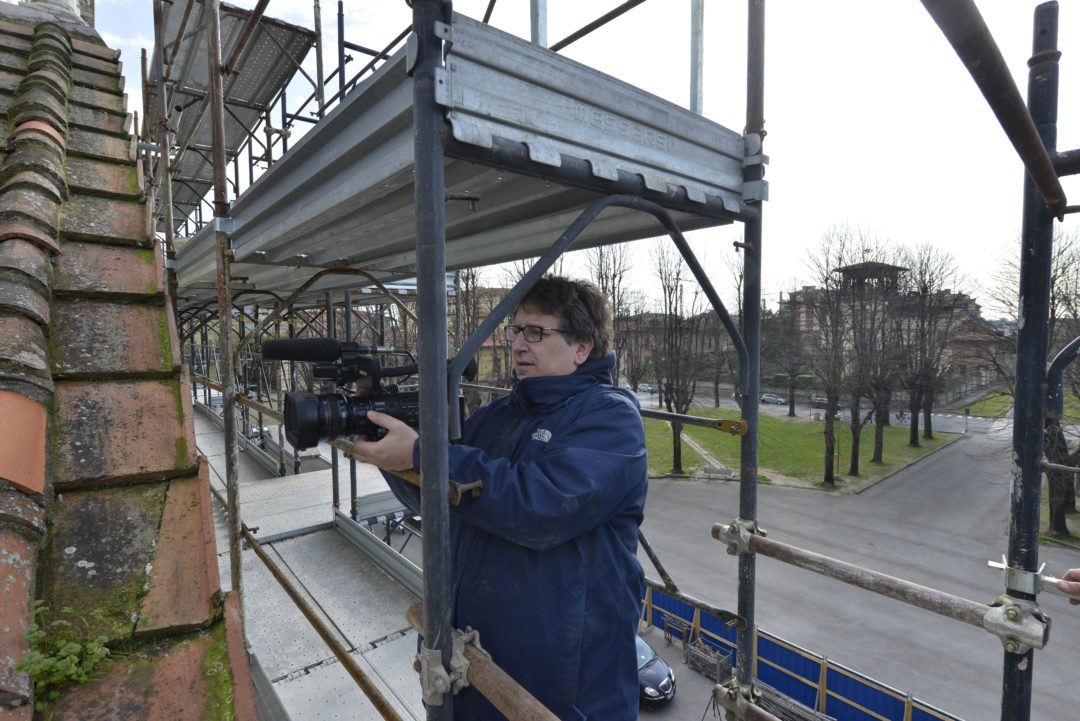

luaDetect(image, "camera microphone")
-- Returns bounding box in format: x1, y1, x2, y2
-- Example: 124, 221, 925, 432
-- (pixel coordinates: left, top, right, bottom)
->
262, 338, 342, 362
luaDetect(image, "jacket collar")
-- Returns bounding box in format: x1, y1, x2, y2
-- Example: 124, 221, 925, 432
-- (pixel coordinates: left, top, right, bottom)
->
511, 352, 615, 412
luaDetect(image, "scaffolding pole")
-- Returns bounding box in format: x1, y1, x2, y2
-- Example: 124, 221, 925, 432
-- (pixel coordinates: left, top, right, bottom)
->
921, 0, 1066, 218
206, 0, 243, 614
1002, 4, 1060, 720
736, 0, 765, 694
412, 2, 453, 718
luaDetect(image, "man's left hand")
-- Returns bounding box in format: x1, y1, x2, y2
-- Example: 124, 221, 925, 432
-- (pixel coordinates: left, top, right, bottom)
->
351, 411, 418, 472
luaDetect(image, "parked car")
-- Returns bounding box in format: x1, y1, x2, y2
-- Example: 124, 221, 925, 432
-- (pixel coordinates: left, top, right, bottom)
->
637, 383, 656, 394
810, 395, 847, 410
636, 635, 676, 705
760, 393, 786, 405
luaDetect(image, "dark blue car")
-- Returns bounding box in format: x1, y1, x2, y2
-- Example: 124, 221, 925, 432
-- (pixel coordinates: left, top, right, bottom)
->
636, 635, 676, 705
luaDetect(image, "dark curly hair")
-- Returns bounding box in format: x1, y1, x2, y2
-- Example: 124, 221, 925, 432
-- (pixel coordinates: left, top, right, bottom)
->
514, 275, 612, 360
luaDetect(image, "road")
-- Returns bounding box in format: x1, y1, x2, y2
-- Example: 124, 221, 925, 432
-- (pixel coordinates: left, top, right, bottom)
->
637, 414, 1080, 721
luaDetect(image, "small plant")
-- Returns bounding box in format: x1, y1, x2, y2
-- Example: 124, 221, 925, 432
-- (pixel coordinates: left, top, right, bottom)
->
14, 601, 111, 710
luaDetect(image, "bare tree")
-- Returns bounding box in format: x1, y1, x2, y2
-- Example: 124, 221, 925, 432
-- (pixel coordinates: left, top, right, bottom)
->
652, 241, 706, 475
836, 237, 904, 474
895, 245, 967, 447
773, 290, 807, 417
456, 268, 483, 345
709, 248, 745, 406
803, 228, 852, 489
586, 242, 630, 386
618, 290, 653, 396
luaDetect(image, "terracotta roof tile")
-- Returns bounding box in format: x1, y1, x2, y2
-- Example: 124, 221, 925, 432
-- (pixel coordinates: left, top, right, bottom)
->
50, 632, 228, 721
0, 528, 35, 705
69, 36, 118, 63
4, 131, 67, 184
10, 82, 69, 130
25, 60, 70, 95
0, 313, 48, 374
53, 241, 160, 296
67, 125, 135, 163
12, 118, 65, 150
0, 169, 66, 220
0, 219, 60, 254
0, 238, 52, 286
60, 193, 149, 244
223, 592, 258, 720
71, 65, 120, 94
0, 22, 31, 46
69, 83, 124, 114
0, 276, 50, 325
0, 48, 27, 72
137, 460, 220, 634
72, 52, 118, 77
0, 68, 21, 93
39, 483, 168, 641
52, 299, 177, 376
53, 378, 196, 487
0, 488, 46, 536
0, 390, 45, 494
67, 102, 129, 136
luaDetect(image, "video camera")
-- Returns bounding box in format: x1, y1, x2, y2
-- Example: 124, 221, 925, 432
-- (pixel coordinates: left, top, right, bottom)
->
261, 338, 474, 450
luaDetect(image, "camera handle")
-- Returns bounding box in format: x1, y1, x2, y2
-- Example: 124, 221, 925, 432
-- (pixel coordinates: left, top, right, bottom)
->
391, 469, 483, 506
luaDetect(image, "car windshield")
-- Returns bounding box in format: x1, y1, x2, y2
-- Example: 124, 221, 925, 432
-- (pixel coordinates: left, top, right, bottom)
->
635, 635, 657, 671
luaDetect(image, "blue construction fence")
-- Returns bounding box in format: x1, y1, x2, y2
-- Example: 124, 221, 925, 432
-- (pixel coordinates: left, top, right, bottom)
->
641, 587, 964, 721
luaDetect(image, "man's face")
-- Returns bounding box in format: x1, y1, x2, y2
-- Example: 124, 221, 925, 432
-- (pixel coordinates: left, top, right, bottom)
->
511, 306, 594, 379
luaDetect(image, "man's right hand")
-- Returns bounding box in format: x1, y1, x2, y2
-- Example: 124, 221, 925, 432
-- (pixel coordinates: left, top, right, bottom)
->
350, 411, 418, 472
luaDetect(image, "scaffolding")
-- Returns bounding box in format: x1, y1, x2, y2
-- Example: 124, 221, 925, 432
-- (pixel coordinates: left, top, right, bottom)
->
142, 2, 1080, 721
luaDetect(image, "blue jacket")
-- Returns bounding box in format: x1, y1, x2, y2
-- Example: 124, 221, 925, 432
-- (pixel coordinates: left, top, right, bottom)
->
385, 352, 647, 720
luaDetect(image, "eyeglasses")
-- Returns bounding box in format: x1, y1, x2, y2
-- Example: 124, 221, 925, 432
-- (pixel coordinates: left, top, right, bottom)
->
504, 324, 567, 343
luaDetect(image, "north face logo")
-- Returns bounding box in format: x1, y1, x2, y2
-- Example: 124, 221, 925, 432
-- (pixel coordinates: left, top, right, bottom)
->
531, 428, 552, 443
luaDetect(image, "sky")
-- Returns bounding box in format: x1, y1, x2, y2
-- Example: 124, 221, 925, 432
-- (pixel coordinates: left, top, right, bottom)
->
84, 0, 1080, 317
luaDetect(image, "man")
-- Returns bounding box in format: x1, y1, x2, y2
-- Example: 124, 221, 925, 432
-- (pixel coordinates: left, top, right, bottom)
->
352, 275, 648, 720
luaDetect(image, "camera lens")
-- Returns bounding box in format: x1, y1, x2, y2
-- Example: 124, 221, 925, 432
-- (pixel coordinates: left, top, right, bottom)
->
283, 391, 421, 450
283, 392, 348, 450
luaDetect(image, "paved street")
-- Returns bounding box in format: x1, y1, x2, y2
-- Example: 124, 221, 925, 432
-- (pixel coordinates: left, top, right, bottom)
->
637, 416, 1080, 721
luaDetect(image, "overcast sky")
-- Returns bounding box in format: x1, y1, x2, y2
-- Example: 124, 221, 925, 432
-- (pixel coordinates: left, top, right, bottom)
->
88, 0, 1080, 316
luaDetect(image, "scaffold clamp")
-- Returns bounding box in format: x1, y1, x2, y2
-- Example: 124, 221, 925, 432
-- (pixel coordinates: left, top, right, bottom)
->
415, 627, 490, 703
712, 518, 765, 556
713, 678, 763, 721
988, 555, 1078, 599
417, 644, 451, 706
983, 595, 1050, 654
448, 626, 488, 694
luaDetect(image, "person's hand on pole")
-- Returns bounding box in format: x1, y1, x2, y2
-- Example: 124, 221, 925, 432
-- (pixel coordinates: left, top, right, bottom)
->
1055, 568, 1080, 605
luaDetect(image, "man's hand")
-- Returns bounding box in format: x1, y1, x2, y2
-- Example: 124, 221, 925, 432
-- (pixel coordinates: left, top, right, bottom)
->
351, 411, 418, 472
1056, 568, 1080, 605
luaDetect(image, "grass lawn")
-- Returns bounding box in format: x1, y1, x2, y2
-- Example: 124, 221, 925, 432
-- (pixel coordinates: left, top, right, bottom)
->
644, 418, 704, 477
965, 391, 1013, 418
963, 388, 1080, 425
646, 406, 957, 491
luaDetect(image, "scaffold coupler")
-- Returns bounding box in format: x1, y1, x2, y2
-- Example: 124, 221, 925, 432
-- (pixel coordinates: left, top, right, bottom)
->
417, 626, 488, 705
